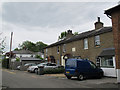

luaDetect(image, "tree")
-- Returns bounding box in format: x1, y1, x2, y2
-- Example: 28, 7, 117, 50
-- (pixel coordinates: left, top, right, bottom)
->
0, 32, 6, 53
58, 31, 67, 40
35, 41, 48, 52
15, 41, 48, 52
74, 32, 79, 35
58, 31, 79, 41
19, 41, 36, 52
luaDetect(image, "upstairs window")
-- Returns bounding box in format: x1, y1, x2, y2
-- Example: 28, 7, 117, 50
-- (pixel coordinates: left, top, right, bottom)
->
63, 44, 66, 53
95, 35, 100, 46
46, 49, 48, 56
57, 46, 59, 54
84, 38, 88, 49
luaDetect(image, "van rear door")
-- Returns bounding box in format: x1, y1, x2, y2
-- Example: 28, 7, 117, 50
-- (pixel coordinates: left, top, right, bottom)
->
65, 59, 77, 75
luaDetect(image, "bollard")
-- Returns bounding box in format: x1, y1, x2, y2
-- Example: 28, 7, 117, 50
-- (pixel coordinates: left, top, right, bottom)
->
38, 66, 44, 75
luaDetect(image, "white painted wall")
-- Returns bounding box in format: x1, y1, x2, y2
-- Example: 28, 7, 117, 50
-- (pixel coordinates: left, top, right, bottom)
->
61, 56, 65, 67
16, 54, 32, 58
101, 56, 117, 77
117, 69, 120, 83
11, 58, 16, 62
101, 68, 117, 77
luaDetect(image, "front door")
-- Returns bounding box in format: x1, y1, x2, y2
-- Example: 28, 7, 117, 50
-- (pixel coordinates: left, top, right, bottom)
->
61, 56, 65, 66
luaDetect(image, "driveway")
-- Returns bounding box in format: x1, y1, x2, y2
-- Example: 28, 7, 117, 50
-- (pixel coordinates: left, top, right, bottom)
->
2, 69, 120, 89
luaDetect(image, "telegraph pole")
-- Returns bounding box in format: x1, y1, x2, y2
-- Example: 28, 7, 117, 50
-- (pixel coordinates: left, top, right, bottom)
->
9, 32, 13, 69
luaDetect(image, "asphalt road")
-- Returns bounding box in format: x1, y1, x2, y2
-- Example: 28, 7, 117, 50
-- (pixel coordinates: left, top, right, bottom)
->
2, 69, 119, 89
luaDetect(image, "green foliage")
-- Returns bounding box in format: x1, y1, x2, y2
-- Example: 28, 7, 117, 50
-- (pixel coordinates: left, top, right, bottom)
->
15, 41, 48, 52
59, 31, 67, 39
2, 57, 9, 68
58, 31, 78, 40
0, 33, 6, 52
16, 57, 20, 61
35, 55, 43, 60
14, 48, 19, 51
44, 68, 65, 74
74, 32, 78, 35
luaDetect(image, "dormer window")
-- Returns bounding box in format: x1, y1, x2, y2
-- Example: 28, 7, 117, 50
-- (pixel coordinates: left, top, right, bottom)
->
95, 35, 100, 46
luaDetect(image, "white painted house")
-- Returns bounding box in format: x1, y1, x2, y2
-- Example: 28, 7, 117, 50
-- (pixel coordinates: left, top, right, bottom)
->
99, 48, 117, 77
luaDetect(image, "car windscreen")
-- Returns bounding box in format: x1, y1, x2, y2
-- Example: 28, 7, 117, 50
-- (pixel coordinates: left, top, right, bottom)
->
37, 63, 46, 66
31, 64, 36, 66
66, 60, 77, 67
89, 61, 97, 69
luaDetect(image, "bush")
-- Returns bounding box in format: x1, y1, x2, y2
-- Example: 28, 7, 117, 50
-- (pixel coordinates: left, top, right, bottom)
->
43, 68, 65, 74
16, 57, 20, 62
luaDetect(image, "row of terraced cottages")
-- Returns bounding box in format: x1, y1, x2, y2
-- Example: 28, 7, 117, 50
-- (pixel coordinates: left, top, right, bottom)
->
44, 17, 116, 77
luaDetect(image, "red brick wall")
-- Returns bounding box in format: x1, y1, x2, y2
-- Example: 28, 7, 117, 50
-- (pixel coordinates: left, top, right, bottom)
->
111, 11, 120, 69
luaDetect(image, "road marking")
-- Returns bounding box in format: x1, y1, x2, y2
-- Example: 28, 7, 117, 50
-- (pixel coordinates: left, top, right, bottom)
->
2, 69, 16, 74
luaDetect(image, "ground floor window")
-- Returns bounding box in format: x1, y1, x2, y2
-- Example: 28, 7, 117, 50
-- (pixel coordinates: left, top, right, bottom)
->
57, 60, 60, 65
100, 56, 114, 68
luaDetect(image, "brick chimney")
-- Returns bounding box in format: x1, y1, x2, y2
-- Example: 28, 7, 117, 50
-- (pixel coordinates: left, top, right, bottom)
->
94, 17, 104, 30
66, 30, 73, 39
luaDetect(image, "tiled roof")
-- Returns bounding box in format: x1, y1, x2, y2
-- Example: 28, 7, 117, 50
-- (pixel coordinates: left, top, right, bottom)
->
45, 27, 112, 48
12, 49, 34, 54
98, 48, 115, 57
105, 4, 120, 16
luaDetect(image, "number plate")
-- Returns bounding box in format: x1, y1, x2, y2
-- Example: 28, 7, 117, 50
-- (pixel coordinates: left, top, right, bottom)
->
66, 71, 69, 74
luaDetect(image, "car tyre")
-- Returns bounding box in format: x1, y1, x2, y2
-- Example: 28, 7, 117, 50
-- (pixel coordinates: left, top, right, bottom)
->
34, 68, 38, 73
66, 76, 71, 79
98, 72, 103, 79
78, 74, 84, 81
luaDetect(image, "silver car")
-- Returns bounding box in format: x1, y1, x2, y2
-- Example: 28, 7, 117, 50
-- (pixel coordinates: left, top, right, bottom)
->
27, 63, 58, 73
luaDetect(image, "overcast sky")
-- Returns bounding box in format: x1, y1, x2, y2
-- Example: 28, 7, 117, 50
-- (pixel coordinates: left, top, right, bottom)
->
1, 1, 119, 52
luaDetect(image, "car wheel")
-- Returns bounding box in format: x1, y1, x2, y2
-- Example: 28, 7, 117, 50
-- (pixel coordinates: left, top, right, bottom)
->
34, 68, 38, 73
66, 76, 71, 79
98, 72, 103, 79
78, 74, 84, 81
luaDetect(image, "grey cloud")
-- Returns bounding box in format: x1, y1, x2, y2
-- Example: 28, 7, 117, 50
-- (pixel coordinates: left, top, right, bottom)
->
2, 2, 116, 29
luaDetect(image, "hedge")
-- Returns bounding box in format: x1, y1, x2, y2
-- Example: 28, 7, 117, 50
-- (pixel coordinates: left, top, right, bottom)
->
43, 68, 65, 74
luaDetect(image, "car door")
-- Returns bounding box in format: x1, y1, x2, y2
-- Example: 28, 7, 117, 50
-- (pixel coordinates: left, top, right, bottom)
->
45, 63, 56, 69
88, 61, 99, 77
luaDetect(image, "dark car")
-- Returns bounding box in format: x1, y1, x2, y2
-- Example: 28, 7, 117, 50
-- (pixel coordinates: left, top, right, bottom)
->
65, 59, 104, 80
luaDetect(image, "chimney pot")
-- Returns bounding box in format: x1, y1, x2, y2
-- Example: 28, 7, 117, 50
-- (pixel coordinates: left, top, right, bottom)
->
98, 17, 100, 22
94, 17, 104, 30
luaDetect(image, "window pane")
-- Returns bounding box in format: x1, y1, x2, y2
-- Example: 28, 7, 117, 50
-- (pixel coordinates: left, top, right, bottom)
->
63, 44, 66, 52
84, 38, 88, 49
101, 57, 114, 68
95, 35, 100, 46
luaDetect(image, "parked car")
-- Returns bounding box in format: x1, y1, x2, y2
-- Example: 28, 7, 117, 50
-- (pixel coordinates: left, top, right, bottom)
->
24, 63, 36, 68
27, 63, 58, 73
17, 65, 21, 70
65, 59, 104, 80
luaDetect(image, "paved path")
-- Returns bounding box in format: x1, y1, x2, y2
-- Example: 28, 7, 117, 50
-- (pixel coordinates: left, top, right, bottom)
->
2, 69, 119, 89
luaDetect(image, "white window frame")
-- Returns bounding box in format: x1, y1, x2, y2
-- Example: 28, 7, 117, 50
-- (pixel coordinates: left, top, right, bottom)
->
95, 35, 100, 46
63, 44, 66, 53
72, 47, 76, 52
84, 38, 88, 49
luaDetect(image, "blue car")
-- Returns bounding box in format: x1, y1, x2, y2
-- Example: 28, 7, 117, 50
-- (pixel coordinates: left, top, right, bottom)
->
65, 59, 104, 80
